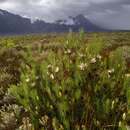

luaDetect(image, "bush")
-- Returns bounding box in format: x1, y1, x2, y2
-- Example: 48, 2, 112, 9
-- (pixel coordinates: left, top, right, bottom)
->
9, 31, 130, 130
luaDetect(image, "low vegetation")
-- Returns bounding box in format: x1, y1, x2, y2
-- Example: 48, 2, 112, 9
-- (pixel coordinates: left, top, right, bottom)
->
0, 31, 130, 130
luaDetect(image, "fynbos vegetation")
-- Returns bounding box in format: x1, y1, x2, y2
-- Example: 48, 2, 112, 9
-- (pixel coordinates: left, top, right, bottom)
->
0, 32, 130, 130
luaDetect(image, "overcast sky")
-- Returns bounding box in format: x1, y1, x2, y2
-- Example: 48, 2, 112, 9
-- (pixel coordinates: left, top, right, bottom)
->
0, 0, 130, 29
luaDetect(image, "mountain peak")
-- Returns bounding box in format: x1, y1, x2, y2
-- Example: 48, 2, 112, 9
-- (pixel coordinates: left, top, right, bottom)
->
0, 9, 106, 34
0, 9, 5, 15
74, 14, 87, 19
55, 14, 90, 26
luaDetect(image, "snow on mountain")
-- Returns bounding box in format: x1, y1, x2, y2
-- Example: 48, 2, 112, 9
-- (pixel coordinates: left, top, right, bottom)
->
0, 10, 4, 15
0, 9, 106, 34
55, 18, 75, 25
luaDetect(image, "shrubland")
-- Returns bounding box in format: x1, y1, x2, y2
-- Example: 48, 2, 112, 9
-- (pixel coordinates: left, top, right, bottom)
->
0, 31, 130, 130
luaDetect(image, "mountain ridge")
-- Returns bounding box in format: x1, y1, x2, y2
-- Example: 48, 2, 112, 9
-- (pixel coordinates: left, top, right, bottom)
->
0, 9, 106, 34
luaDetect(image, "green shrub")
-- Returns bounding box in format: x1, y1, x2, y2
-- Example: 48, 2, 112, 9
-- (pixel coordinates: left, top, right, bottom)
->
9, 31, 130, 130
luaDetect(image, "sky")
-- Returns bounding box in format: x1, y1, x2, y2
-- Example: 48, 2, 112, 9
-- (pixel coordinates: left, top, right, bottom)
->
0, 0, 130, 29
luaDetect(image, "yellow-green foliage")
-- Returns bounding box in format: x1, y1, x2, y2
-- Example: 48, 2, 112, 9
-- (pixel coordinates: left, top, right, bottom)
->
7, 31, 130, 130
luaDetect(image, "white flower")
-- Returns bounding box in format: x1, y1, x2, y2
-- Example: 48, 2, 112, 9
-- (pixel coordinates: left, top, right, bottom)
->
96, 120, 100, 126
111, 100, 115, 109
126, 126, 130, 130
108, 69, 114, 74
28, 124, 32, 127
125, 74, 130, 77
122, 113, 126, 120
79, 63, 87, 71
65, 49, 71, 54
19, 125, 23, 130
115, 98, 119, 103
69, 60, 73, 64
90, 58, 96, 64
47, 64, 52, 69
13, 105, 19, 110
59, 91, 62, 97
47, 71, 49, 75
31, 82, 36, 87
55, 67, 59, 73
67, 49, 71, 54
97, 54, 102, 60
36, 76, 39, 80
81, 125, 85, 128
66, 40, 69, 45
64, 51, 67, 54
79, 53, 84, 58
118, 121, 122, 127
35, 106, 38, 110
26, 78, 30, 83
50, 74, 54, 79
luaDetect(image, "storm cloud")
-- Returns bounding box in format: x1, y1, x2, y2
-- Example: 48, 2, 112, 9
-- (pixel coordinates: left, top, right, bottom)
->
0, 0, 130, 29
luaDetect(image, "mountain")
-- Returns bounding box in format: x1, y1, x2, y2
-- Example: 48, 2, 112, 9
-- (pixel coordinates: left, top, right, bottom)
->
69, 15, 103, 31
55, 15, 103, 31
32, 20, 71, 33
0, 9, 32, 34
0, 9, 105, 34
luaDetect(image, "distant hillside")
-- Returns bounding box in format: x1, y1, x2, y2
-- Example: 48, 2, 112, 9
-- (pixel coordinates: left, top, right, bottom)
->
0, 9, 32, 34
0, 9, 106, 34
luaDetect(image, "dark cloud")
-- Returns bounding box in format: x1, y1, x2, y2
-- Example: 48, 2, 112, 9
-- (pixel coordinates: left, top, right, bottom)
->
0, 0, 7, 2
0, 0, 130, 29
